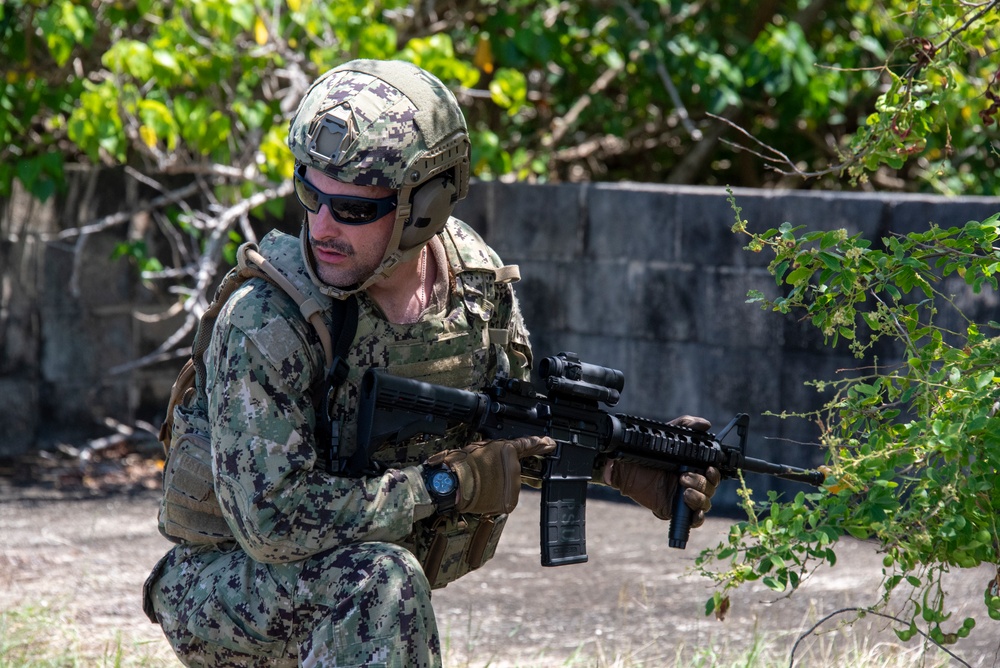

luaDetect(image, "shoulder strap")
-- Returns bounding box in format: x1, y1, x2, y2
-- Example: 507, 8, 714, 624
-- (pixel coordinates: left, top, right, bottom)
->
441, 219, 520, 282
240, 246, 335, 370
158, 243, 357, 454
158, 264, 261, 452
314, 295, 359, 475
189, 242, 339, 386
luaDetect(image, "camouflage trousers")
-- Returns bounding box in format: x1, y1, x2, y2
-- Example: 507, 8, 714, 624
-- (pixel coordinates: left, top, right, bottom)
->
144, 541, 441, 667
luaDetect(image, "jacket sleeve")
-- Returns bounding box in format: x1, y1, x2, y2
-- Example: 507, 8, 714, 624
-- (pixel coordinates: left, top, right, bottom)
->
206, 284, 436, 564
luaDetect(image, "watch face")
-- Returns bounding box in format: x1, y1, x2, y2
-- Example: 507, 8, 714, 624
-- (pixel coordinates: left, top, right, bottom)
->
429, 469, 456, 496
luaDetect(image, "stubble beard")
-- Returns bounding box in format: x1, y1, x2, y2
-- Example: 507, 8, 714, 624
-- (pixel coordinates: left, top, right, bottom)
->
309, 236, 388, 288
311, 237, 358, 287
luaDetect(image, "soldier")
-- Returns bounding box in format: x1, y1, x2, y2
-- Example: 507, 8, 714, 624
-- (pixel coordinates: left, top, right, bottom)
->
143, 59, 721, 667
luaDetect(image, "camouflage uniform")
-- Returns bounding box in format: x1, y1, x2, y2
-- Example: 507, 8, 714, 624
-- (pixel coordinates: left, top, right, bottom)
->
145, 220, 532, 667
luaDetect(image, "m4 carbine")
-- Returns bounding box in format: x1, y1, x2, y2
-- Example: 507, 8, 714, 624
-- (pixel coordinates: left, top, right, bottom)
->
357, 352, 825, 567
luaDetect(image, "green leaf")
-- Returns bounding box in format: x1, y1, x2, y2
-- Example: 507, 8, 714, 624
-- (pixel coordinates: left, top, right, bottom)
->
15, 157, 42, 192
762, 576, 786, 592
489, 68, 528, 115
140, 257, 164, 273
975, 371, 994, 390
37, 1, 94, 67
818, 251, 842, 271
357, 23, 397, 60
785, 265, 813, 286
846, 526, 869, 540
773, 260, 790, 283
67, 81, 126, 163
151, 49, 182, 79
102, 40, 153, 80
137, 99, 179, 151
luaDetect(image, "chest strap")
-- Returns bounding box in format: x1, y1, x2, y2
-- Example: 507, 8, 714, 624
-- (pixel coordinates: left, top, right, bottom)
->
314, 295, 359, 475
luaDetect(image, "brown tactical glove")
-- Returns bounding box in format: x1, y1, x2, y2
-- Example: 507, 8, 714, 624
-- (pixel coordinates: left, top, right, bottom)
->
426, 436, 557, 515
605, 415, 721, 527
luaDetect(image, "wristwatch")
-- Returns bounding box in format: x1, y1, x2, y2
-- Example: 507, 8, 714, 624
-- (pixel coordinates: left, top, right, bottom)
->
423, 465, 458, 512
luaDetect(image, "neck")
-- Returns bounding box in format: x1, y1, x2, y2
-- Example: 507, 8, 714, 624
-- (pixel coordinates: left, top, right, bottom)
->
366, 245, 434, 324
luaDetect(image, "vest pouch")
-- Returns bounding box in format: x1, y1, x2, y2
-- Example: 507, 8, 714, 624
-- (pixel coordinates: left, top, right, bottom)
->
158, 405, 234, 545
414, 513, 508, 589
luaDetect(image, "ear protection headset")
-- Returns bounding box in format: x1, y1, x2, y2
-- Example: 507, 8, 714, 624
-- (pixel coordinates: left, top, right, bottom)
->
400, 175, 458, 248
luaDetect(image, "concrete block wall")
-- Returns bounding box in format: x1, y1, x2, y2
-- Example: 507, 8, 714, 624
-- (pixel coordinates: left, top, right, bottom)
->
0, 168, 188, 455
3, 173, 999, 510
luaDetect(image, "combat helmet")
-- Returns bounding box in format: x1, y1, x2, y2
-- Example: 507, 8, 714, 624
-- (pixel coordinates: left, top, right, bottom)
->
288, 59, 471, 298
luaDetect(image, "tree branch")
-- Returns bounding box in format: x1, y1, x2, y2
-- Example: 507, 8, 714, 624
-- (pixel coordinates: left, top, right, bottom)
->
709, 112, 872, 179
789, 607, 972, 668
45, 181, 202, 242
547, 63, 625, 147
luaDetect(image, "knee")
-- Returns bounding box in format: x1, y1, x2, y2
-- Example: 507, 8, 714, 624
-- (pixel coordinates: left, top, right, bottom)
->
368, 542, 426, 586
295, 544, 440, 666
304, 542, 430, 601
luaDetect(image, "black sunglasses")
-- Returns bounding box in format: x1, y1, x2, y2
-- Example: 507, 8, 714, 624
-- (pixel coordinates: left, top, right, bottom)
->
293, 167, 398, 225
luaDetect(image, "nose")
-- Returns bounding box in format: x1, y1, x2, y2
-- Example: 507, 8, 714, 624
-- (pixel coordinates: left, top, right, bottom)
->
309, 205, 343, 240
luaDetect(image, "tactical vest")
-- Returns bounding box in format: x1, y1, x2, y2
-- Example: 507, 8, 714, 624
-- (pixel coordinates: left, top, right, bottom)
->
159, 219, 527, 588
318, 220, 526, 587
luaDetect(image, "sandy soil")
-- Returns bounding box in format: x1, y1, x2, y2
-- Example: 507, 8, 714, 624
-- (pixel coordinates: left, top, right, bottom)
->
1, 465, 999, 667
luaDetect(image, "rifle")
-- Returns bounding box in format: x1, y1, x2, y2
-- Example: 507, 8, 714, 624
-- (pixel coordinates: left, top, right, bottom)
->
356, 352, 825, 567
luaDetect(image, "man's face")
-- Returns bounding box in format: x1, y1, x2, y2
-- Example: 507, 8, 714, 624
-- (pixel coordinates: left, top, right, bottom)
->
304, 167, 398, 287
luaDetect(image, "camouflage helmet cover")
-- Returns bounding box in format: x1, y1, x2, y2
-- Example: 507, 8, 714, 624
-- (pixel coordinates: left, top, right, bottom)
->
288, 60, 469, 190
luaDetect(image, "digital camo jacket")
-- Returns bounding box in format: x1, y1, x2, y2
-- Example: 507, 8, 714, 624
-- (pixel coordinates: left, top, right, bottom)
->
205, 218, 532, 579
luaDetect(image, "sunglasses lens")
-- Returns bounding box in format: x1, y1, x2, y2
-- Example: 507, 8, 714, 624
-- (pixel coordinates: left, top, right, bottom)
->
293, 175, 321, 212
294, 168, 395, 224
329, 198, 379, 224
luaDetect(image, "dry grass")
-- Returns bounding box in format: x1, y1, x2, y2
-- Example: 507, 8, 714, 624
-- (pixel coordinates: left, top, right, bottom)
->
0, 600, 957, 668
0, 603, 176, 668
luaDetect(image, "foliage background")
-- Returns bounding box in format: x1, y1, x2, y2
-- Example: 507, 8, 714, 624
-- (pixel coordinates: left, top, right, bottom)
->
3, 0, 1000, 204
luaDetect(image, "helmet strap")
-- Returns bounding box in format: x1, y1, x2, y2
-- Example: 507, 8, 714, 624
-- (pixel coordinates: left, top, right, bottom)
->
354, 192, 426, 290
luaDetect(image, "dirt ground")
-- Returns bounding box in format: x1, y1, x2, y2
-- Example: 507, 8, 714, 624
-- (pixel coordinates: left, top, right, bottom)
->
1, 450, 999, 667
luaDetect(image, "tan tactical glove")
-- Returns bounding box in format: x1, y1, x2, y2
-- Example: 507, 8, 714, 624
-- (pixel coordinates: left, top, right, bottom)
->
426, 436, 557, 515
604, 415, 721, 527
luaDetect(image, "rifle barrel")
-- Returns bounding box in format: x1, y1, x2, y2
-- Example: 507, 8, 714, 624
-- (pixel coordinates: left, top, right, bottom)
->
741, 456, 825, 485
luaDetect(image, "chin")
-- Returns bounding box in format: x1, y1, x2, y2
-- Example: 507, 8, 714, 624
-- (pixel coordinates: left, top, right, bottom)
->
309, 250, 354, 287
316, 267, 352, 287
